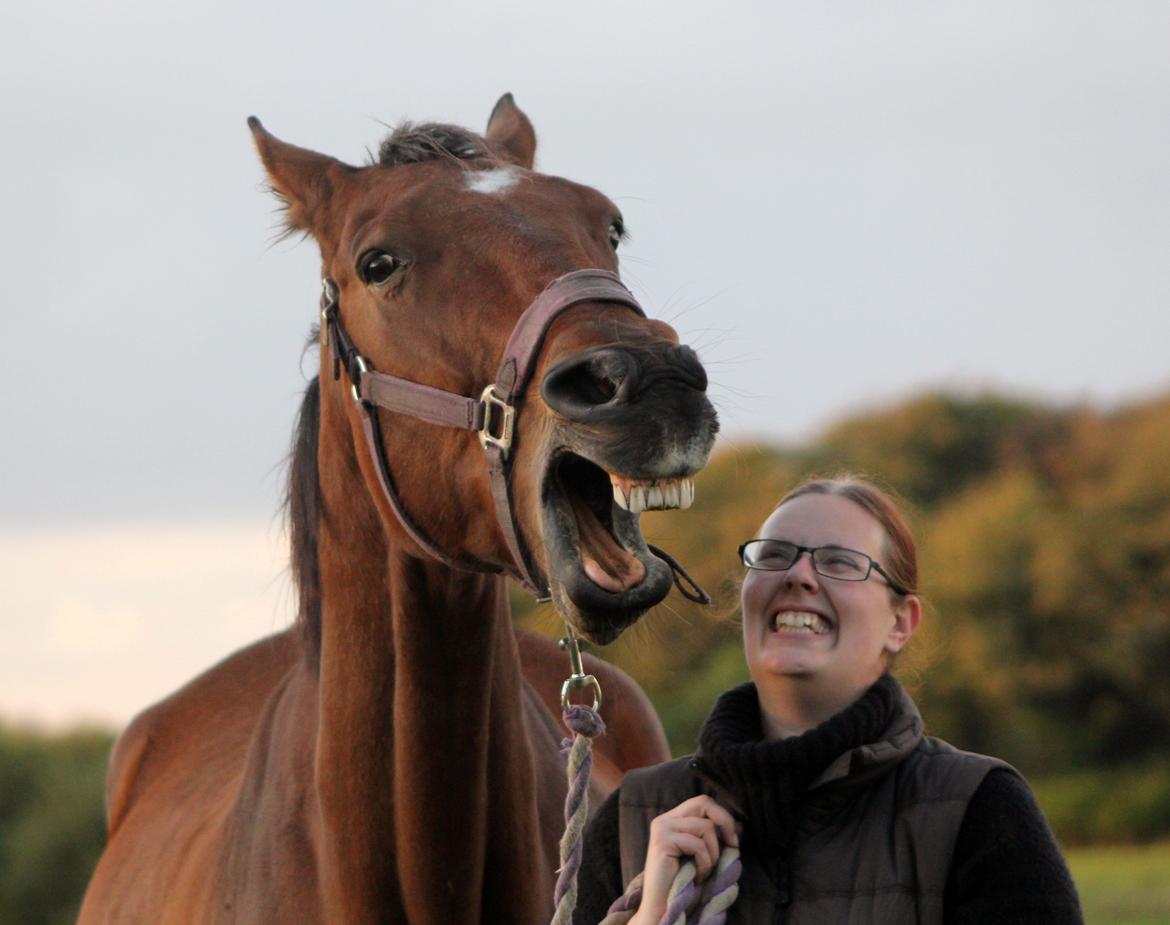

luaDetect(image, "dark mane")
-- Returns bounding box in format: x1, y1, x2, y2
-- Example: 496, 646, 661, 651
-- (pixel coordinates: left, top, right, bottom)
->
286, 373, 323, 659
377, 121, 496, 167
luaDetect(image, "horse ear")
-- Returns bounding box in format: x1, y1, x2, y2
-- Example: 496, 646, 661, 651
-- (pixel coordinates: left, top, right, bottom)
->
248, 117, 352, 233
485, 93, 537, 169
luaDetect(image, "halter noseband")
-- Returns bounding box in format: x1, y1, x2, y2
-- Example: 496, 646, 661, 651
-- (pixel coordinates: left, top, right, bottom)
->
321, 268, 709, 605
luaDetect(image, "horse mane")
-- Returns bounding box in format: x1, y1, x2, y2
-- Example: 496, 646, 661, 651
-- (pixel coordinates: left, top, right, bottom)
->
376, 121, 498, 167
286, 366, 323, 660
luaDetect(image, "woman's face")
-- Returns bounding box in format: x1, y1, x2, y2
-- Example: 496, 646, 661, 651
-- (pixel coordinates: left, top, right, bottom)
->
741, 493, 919, 695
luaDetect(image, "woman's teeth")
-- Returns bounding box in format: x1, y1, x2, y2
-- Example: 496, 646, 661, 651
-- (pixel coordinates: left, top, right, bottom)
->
770, 610, 830, 634
610, 475, 695, 513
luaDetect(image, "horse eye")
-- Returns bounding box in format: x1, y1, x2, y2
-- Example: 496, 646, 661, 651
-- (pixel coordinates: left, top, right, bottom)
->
607, 222, 624, 252
359, 251, 400, 287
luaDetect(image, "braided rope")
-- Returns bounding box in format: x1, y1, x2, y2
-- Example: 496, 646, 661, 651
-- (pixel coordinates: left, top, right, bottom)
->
551, 704, 607, 925
599, 846, 741, 925
550, 705, 742, 925
548, 623, 739, 925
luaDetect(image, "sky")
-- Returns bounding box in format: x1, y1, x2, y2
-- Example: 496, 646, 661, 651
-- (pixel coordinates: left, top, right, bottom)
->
2, 1, 1168, 726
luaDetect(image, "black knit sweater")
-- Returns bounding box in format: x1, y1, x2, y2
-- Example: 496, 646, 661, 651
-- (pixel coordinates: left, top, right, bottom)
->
573, 677, 1083, 924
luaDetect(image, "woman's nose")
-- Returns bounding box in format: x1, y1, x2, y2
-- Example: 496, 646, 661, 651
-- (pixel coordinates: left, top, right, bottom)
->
784, 551, 820, 590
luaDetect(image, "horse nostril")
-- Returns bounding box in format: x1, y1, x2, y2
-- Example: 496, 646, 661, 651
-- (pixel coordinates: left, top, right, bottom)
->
584, 353, 630, 402
541, 348, 637, 420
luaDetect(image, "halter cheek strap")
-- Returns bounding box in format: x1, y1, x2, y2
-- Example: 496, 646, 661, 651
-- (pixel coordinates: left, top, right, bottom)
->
323, 269, 657, 599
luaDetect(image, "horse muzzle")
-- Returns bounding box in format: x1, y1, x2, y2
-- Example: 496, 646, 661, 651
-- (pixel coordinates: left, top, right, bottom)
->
537, 344, 718, 642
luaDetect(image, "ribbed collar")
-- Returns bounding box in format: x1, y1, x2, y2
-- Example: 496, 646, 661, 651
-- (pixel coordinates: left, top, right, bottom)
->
695, 674, 901, 857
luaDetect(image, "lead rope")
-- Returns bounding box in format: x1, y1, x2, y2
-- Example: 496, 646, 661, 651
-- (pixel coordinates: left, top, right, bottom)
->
552, 627, 605, 925
552, 627, 742, 925
597, 846, 741, 925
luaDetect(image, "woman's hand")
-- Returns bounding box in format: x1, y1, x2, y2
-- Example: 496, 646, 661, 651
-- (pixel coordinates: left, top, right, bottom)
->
628, 795, 739, 925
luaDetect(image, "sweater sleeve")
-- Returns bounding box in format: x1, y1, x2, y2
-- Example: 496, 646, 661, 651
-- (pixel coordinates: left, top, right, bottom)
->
572, 786, 625, 925
944, 768, 1083, 925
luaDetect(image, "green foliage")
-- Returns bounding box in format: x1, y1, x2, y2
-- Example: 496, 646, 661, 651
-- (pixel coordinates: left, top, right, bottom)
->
653, 641, 751, 753
0, 724, 113, 925
812, 392, 1069, 508
915, 396, 1170, 773
1034, 763, 1170, 846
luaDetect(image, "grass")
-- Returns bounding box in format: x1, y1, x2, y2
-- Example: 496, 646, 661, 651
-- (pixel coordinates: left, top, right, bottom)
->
1066, 841, 1170, 925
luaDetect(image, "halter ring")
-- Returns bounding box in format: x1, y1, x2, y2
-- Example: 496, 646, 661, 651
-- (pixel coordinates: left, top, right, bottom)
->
559, 626, 603, 712
561, 674, 603, 713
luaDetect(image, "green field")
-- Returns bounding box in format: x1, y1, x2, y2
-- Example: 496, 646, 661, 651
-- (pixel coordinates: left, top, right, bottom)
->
1067, 841, 1170, 925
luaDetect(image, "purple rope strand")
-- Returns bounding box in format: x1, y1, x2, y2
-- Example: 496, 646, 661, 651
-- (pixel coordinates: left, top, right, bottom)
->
553, 746, 591, 906
606, 881, 643, 916
551, 705, 607, 923
694, 855, 742, 925
660, 878, 698, 925
701, 856, 742, 903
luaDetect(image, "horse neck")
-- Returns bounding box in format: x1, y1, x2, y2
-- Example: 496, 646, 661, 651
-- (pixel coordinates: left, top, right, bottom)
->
311, 428, 553, 924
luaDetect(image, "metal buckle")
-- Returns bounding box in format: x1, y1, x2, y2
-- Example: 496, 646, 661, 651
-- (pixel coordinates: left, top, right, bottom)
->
478, 384, 515, 455
559, 627, 602, 712
351, 355, 368, 403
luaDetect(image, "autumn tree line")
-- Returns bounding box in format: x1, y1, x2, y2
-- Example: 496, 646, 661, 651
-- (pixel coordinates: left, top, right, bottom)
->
4, 389, 1169, 924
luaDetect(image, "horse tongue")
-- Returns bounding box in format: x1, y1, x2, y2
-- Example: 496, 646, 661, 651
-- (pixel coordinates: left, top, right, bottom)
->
584, 556, 630, 593
569, 494, 646, 593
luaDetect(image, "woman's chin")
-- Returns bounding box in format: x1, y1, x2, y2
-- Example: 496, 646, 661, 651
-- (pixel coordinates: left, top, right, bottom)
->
747, 631, 833, 678
749, 650, 826, 680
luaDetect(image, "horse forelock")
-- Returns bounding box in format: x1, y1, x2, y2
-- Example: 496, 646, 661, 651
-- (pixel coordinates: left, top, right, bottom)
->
376, 121, 500, 168
286, 362, 323, 662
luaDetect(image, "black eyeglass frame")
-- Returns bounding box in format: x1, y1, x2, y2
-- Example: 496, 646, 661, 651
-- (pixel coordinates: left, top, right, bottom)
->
737, 539, 910, 596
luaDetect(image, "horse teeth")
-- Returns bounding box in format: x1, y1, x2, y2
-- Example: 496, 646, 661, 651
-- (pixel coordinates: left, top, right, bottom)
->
607, 475, 697, 513
630, 485, 647, 513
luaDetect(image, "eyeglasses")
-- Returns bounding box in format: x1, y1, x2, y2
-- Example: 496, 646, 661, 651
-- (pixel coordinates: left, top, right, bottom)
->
737, 539, 909, 595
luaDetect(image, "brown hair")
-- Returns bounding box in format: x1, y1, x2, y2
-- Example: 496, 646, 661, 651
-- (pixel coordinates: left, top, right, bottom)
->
775, 475, 918, 598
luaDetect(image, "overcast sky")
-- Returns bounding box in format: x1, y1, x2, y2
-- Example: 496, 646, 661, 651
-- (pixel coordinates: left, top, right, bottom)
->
2, 1, 1168, 725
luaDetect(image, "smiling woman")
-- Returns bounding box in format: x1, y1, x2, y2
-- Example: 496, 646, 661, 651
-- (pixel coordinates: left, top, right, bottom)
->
574, 475, 1084, 925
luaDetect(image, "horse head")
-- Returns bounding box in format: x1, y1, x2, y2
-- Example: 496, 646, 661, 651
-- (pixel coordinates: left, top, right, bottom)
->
250, 95, 718, 645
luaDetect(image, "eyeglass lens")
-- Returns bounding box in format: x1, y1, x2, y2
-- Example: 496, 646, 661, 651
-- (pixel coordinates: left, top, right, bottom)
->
742, 540, 870, 580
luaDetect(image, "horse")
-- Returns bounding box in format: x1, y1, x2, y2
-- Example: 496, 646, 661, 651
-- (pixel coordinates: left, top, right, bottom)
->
77, 94, 718, 925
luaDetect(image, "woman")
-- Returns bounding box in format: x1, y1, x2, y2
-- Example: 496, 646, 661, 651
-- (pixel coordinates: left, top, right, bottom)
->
574, 476, 1082, 924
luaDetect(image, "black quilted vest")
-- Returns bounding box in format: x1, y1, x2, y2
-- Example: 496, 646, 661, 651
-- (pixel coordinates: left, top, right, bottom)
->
617, 687, 1011, 925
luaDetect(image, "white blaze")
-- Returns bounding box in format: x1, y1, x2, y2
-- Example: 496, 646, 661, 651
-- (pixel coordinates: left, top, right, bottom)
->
465, 167, 519, 195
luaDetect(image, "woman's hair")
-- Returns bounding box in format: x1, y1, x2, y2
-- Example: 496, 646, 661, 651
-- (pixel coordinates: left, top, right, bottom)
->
775, 475, 918, 598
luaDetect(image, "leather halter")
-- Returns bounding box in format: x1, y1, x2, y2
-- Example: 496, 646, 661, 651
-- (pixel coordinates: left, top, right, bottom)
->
321, 267, 710, 605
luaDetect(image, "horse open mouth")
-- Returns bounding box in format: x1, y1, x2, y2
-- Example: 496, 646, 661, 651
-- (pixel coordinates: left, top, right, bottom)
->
541, 451, 696, 643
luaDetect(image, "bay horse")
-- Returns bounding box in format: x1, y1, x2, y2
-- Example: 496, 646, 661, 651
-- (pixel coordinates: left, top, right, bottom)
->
77, 95, 718, 925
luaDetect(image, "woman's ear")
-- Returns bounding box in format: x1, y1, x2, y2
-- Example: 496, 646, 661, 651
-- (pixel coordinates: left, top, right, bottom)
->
885, 594, 921, 655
